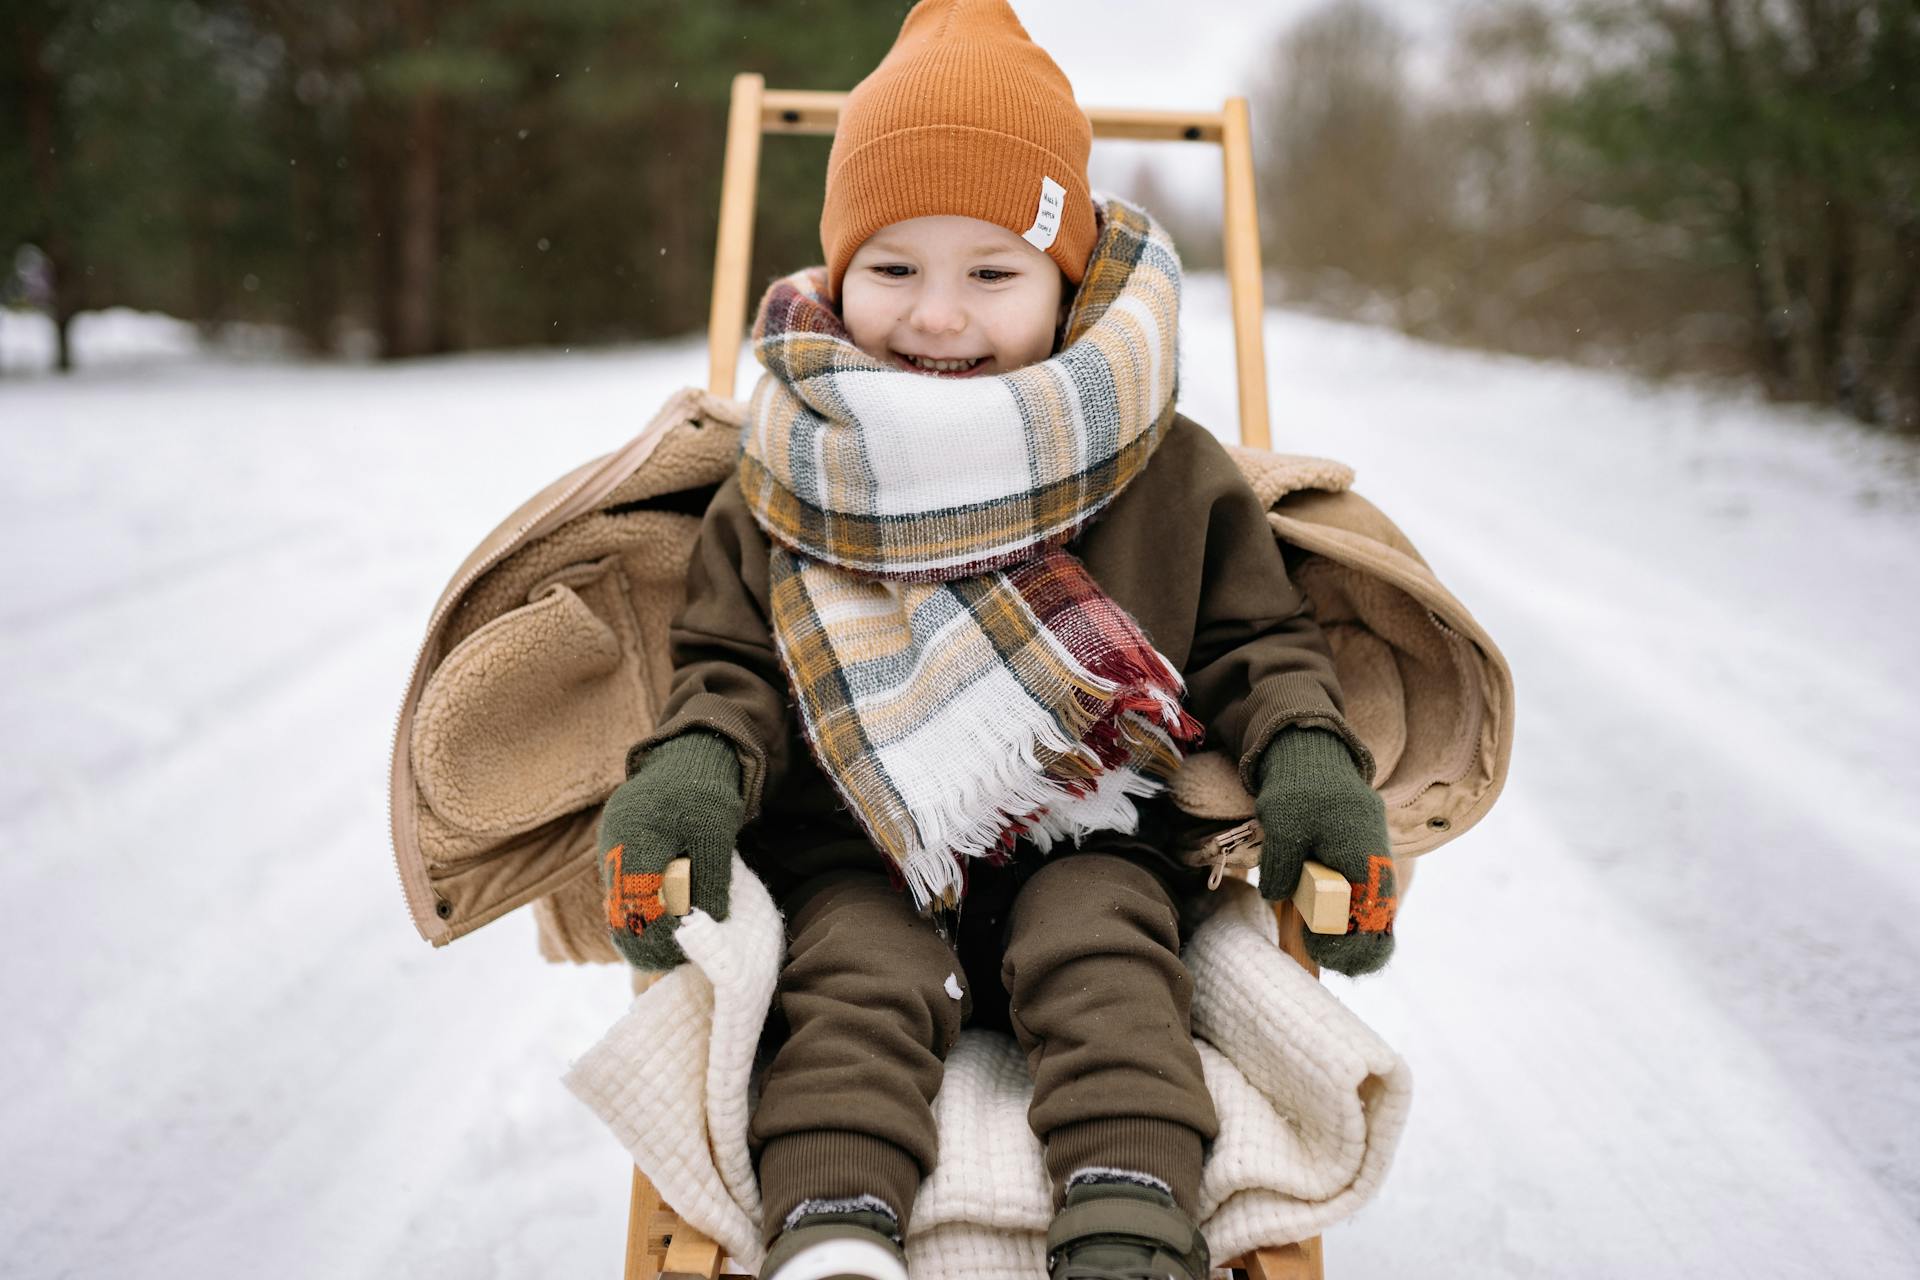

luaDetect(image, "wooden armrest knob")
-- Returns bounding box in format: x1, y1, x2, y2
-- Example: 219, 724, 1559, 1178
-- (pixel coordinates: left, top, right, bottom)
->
662, 858, 692, 917
1294, 861, 1351, 935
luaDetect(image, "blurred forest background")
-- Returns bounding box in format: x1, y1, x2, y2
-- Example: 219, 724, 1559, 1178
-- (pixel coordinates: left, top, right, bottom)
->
3, 0, 1916, 431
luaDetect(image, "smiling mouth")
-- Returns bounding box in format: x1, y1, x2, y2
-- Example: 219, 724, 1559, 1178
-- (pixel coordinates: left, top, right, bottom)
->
895, 351, 991, 376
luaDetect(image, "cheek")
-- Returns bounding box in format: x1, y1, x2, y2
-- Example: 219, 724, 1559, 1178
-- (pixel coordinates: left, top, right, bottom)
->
838, 282, 890, 356
997, 299, 1060, 363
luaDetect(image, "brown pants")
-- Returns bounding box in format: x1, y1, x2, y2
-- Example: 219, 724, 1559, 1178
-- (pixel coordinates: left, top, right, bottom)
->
741, 812, 1222, 1243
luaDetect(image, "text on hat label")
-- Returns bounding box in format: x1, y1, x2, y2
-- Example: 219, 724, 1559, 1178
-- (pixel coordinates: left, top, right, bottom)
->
1022, 176, 1066, 252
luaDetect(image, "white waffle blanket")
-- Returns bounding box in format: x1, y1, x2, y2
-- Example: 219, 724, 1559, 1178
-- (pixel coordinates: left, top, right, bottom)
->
563, 856, 1412, 1278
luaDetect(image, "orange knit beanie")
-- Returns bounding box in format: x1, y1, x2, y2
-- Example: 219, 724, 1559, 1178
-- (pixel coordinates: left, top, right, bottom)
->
820, 0, 1097, 302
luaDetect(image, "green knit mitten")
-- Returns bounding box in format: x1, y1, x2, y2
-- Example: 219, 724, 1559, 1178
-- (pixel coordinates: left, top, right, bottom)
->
1253, 726, 1397, 977
597, 730, 745, 971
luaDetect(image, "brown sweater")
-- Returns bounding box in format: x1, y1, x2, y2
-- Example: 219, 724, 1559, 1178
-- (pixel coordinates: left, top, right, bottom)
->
633, 411, 1371, 848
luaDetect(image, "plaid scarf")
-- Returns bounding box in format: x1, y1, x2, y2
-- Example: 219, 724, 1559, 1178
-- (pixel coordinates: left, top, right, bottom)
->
738, 195, 1201, 911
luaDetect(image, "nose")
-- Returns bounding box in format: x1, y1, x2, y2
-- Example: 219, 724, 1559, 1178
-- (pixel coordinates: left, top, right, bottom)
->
906, 278, 967, 337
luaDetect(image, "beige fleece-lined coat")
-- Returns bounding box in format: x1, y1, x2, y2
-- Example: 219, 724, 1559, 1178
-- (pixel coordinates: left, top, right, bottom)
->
387, 387, 1513, 957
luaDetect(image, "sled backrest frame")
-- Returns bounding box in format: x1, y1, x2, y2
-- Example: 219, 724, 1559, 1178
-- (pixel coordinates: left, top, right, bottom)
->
706, 74, 1275, 448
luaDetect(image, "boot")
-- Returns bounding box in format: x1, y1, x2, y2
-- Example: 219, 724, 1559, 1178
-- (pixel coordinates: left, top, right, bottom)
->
1045, 1180, 1210, 1280
761, 1202, 909, 1280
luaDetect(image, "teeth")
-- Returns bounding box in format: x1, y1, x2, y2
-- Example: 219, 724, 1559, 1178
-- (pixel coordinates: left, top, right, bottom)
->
905, 354, 984, 372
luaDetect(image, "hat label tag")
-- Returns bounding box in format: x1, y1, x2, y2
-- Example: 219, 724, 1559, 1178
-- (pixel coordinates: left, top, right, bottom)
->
1021, 176, 1065, 251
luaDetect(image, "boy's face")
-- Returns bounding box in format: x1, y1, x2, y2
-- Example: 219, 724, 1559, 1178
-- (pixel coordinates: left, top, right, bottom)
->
841, 215, 1068, 379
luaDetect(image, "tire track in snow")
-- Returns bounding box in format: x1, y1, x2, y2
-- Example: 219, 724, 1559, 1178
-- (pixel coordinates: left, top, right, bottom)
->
0, 529, 442, 826
1377, 480, 1920, 1223
1330, 786, 1920, 1276
1, 597, 628, 1277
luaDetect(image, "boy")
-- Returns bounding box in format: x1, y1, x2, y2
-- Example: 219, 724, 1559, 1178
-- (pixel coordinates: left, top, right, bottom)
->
597, 3, 1396, 1277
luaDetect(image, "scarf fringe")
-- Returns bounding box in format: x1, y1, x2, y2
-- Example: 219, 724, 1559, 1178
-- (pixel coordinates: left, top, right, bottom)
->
1020, 765, 1169, 854
882, 649, 1198, 912
880, 677, 1139, 910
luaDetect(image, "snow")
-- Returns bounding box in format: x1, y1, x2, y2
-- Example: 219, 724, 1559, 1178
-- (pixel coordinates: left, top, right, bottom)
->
3, 288, 1917, 1277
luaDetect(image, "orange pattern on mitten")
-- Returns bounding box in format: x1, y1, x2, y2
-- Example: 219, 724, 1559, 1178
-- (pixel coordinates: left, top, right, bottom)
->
1349, 854, 1398, 935
603, 845, 667, 935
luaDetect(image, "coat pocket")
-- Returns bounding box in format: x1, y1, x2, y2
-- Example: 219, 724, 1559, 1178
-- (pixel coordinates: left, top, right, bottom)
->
411, 553, 652, 846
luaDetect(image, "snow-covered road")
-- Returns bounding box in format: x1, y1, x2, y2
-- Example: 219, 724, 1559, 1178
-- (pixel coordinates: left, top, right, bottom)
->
3, 289, 1917, 1278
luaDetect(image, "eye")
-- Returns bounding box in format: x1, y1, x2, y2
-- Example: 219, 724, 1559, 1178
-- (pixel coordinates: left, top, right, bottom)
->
974, 268, 1016, 283
870, 265, 912, 278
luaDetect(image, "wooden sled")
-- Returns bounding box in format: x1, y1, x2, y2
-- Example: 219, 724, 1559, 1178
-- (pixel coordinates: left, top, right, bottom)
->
627, 73, 1330, 1279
